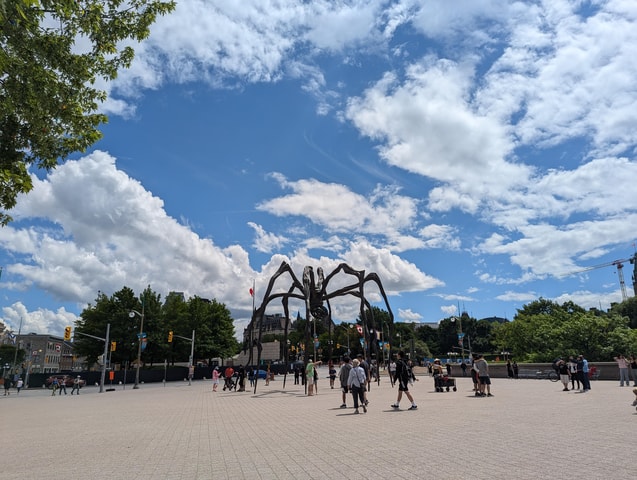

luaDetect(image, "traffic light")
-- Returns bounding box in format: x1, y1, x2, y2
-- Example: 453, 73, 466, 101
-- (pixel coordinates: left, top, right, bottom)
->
64, 326, 72, 341
110, 341, 117, 352
168, 331, 173, 343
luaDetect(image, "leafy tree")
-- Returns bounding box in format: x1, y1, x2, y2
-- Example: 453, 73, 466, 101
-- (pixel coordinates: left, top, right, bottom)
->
74, 286, 239, 368
197, 298, 239, 363
0, 0, 175, 224
74, 287, 139, 366
471, 319, 496, 354
411, 338, 431, 359
610, 297, 637, 328
0, 343, 25, 369
493, 298, 637, 362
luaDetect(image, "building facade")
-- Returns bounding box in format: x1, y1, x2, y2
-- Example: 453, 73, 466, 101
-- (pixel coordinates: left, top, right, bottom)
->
13, 333, 85, 374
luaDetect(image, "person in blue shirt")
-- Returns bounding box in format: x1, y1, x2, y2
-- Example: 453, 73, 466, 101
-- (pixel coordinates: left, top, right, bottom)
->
578, 355, 591, 392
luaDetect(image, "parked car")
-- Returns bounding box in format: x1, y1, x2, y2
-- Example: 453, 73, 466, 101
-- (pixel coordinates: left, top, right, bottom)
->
45, 375, 86, 389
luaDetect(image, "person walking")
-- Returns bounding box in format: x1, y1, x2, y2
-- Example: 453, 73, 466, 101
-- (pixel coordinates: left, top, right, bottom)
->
305, 359, 315, 396
347, 359, 367, 414
577, 355, 591, 392
389, 360, 397, 385
50, 377, 58, 396
3, 376, 11, 396
512, 361, 519, 379
567, 356, 579, 391
293, 366, 300, 385
557, 359, 570, 391
474, 354, 493, 397
390, 351, 417, 410
339, 357, 352, 408
614, 354, 630, 387
630, 355, 637, 387
212, 367, 220, 392
313, 361, 320, 395
328, 361, 336, 389
70, 375, 81, 395
16, 377, 23, 394
357, 354, 369, 404
506, 360, 514, 379
58, 377, 67, 395
471, 356, 480, 395
237, 365, 246, 392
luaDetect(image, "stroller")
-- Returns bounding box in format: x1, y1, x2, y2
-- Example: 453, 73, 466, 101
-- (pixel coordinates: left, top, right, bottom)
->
222, 372, 237, 391
434, 374, 457, 392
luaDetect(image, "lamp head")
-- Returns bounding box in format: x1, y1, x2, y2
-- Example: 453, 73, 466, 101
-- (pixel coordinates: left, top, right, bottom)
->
129, 312, 135, 318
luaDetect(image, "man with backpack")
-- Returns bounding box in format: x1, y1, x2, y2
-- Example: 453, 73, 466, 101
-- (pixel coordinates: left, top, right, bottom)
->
390, 351, 417, 410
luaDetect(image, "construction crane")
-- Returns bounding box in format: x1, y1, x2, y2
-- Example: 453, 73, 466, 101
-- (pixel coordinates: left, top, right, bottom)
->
575, 254, 637, 302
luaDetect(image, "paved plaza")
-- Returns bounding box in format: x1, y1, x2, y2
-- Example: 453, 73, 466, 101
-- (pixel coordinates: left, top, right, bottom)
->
1, 370, 634, 479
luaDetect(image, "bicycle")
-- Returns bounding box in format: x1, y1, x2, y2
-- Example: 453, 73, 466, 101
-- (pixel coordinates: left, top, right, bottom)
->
536, 369, 559, 382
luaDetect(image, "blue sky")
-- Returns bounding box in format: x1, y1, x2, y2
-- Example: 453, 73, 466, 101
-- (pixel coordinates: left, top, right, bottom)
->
2, 0, 637, 339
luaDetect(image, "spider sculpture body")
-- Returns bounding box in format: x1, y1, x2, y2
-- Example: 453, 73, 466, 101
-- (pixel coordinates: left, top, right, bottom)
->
245, 261, 395, 392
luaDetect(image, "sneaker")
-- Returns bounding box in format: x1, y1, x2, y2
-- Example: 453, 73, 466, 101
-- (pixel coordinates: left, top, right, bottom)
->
340, 404, 347, 408
390, 403, 399, 409
362, 404, 367, 413
631, 400, 637, 406
408, 405, 417, 410
364, 400, 369, 406
354, 409, 359, 414
487, 393, 494, 397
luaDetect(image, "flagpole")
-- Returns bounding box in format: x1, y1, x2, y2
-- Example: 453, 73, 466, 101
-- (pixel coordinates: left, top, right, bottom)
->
252, 278, 255, 312
12, 316, 23, 375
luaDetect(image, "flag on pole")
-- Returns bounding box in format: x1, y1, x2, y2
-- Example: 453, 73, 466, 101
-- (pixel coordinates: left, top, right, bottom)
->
249, 288, 254, 297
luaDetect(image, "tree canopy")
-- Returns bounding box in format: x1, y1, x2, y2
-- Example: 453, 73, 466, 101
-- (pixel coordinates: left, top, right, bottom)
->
0, 0, 175, 224
492, 298, 637, 362
73, 286, 239, 368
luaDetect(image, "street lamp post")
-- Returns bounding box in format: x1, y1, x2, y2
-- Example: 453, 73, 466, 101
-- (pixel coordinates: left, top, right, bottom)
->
129, 308, 145, 389
24, 349, 42, 388
451, 316, 465, 362
347, 324, 353, 356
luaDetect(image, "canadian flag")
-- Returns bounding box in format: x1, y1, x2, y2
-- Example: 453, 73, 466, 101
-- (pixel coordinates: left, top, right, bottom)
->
249, 288, 254, 297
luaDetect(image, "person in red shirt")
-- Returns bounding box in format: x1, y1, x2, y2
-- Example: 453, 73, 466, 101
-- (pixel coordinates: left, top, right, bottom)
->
223, 366, 235, 391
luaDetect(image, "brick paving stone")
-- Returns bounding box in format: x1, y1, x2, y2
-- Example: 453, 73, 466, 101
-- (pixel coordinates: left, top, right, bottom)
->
1, 373, 634, 479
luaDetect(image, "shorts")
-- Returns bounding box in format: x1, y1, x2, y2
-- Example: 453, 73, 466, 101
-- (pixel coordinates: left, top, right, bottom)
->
479, 376, 491, 385
342, 385, 349, 394
398, 380, 409, 392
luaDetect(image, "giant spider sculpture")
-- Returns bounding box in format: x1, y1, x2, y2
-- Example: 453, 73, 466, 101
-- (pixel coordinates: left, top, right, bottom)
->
245, 261, 395, 393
